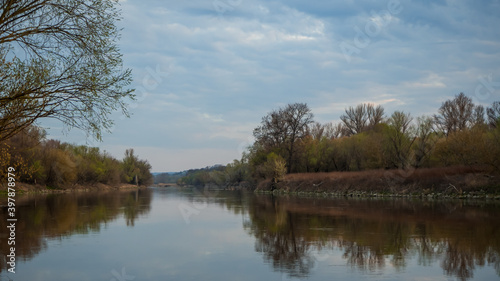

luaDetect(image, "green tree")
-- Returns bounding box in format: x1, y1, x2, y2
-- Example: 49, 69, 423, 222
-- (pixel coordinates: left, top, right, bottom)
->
0, 125, 46, 183
299, 122, 347, 172
413, 116, 438, 168
0, 0, 134, 142
259, 153, 287, 185
121, 148, 152, 186
485, 122, 500, 172
67, 144, 121, 185
385, 111, 416, 169
42, 140, 77, 187
224, 159, 251, 185
433, 127, 489, 167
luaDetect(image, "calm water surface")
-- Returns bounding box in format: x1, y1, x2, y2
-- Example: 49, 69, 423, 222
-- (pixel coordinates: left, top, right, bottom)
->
1, 187, 499, 281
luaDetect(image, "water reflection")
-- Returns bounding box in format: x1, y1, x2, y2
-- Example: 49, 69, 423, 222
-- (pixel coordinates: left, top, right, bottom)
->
0, 189, 152, 272
243, 195, 500, 281
1, 187, 499, 281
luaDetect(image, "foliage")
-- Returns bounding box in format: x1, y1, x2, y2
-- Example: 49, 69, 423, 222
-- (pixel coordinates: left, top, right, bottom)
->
0, 0, 134, 142
245, 97, 500, 180
256, 153, 287, 183
0, 126, 152, 188
42, 141, 77, 187
177, 165, 226, 186
253, 103, 313, 173
433, 126, 490, 167
175, 159, 254, 188
121, 149, 153, 186
67, 144, 121, 185
413, 116, 439, 168
225, 159, 252, 185
385, 111, 416, 169
154, 172, 186, 184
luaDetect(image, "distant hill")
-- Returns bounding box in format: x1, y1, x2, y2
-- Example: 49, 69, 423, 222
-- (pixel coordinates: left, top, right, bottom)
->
152, 171, 186, 176
153, 171, 187, 184
153, 165, 225, 185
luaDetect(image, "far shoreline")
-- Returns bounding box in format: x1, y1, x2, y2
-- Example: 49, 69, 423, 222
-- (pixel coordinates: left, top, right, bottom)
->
255, 166, 500, 199
5, 165, 500, 200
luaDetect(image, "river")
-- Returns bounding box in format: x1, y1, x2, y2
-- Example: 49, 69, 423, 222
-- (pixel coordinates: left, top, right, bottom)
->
1, 187, 499, 281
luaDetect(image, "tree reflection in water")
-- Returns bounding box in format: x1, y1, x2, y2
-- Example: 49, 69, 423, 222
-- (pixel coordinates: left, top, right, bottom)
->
2, 188, 499, 281
243, 194, 500, 281
250, 201, 313, 278
0, 189, 152, 272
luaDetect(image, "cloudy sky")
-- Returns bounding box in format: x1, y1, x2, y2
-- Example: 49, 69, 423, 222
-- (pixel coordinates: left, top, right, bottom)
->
43, 0, 500, 172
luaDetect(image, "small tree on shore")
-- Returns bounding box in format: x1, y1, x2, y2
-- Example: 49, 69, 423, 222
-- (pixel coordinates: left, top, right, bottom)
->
257, 153, 287, 188
121, 149, 153, 186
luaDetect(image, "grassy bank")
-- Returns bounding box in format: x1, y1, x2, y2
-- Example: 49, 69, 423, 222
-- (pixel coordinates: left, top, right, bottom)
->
0, 182, 144, 194
255, 166, 500, 199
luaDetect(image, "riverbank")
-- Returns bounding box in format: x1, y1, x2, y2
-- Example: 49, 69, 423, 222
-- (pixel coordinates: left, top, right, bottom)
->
0, 182, 145, 194
255, 166, 500, 199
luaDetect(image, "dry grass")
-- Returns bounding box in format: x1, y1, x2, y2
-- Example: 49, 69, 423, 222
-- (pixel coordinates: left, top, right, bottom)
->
256, 166, 500, 196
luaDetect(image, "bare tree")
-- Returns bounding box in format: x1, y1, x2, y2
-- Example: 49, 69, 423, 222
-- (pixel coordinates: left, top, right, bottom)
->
308, 121, 345, 140
0, 0, 134, 142
367, 104, 385, 127
253, 110, 288, 149
254, 103, 314, 173
308, 122, 325, 140
340, 104, 367, 136
283, 103, 314, 173
340, 103, 384, 135
433, 93, 484, 136
332, 122, 349, 138
487, 101, 500, 128
473, 105, 485, 126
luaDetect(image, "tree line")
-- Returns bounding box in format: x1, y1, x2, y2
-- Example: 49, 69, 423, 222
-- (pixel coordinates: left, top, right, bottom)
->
172, 93, 500, 187
0, 126, 153, 188
0, 1, 152, 189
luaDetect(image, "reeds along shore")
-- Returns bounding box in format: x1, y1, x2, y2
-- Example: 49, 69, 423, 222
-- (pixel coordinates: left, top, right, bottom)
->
256, 166, 500, 198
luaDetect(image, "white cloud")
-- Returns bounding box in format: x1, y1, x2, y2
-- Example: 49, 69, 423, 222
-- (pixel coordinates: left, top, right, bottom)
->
201, 113, 224, 123
404, 73, 447, 89
41, 0, 500, 172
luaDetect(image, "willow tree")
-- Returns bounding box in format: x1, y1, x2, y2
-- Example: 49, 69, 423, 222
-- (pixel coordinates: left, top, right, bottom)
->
386, 111, 416, 169
0, 0, 134, 142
